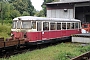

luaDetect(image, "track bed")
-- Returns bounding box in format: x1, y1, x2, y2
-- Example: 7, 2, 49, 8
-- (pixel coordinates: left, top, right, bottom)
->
71, 51, 90, 60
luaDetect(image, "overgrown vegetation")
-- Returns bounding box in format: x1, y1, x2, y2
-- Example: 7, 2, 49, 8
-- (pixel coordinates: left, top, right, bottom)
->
0, 20, 12, 38
0, 0, 36, 20
0, 43, 90, 60
0, 0, 58, 19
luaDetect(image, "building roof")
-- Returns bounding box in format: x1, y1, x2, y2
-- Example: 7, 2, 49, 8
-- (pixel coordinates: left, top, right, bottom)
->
46, 0, 90, 5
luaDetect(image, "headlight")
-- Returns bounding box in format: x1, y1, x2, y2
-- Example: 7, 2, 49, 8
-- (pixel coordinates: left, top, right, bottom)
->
11, 33, 14, 36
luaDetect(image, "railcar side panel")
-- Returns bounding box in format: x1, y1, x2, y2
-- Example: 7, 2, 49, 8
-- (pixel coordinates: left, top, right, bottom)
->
26, 32, 42, 42
26, 29, 81, 42
12, 29, 81, 43
49, 30, 62, 39
66, 29, 80, 36
42, 31, 49, 40
61, 30, 67, 36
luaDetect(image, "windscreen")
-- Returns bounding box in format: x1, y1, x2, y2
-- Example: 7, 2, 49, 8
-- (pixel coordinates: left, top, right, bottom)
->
12, 21, 17, 28
22, 21, 31, 29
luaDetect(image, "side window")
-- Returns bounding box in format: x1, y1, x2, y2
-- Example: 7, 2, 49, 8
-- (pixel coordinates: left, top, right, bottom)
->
71, 23, 74, 29
67, 23, 70, 29
37, 21, 42, 31
43, 22, 49, 31
75, 23, 78, 29
32, 21, 36, 29
50, 23, 56, 30
57, 23, 61, 30
62, 23, 66, 29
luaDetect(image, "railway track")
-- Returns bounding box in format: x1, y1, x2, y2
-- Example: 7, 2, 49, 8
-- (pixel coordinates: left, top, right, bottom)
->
71, 51, 90, 60
0, 37, 26, 58
1, 37, 90, 59
0, 43, 56, 58
0, 37, 69, 58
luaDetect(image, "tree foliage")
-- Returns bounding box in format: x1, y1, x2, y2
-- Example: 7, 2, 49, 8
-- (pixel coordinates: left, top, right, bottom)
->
35, 10, 45, 17
10, 10, 21, 19
0, 0, 58, 20
0, 0, 36, 20
22, 11, 30, 16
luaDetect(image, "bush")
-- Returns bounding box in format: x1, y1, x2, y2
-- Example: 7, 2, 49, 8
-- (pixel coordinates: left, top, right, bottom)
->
0, 20, 12, 24
0, 23, 11, 38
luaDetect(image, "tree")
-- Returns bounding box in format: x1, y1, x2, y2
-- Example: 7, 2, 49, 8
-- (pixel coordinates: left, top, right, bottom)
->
0, 0, 37, 20
0, 2, 15, 19
27, 0, 36, 16
22, 11, 30, 16
13, 0, 27, 14
10, 10, 21, 19
10, 0, 36, 16
2, 2, 11, 19
35, 10, 45, 17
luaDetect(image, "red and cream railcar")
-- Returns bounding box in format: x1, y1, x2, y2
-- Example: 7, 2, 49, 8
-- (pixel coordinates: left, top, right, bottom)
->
11, 16, 81, 45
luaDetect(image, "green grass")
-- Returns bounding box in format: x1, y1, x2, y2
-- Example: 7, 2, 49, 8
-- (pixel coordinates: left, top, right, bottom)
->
0, 43, 90, 60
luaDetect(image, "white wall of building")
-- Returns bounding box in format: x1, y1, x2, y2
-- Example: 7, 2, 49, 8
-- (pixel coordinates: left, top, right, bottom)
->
47, 9, 74, 19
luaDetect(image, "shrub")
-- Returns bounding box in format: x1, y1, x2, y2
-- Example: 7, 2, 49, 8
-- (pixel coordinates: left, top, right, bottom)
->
0, 23, 11, 38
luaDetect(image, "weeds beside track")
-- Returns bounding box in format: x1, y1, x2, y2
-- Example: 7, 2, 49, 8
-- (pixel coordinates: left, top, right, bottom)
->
0, 42, 90, 60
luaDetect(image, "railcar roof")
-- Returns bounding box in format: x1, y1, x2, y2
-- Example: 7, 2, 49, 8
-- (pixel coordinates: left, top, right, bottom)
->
13, 16, 80, 22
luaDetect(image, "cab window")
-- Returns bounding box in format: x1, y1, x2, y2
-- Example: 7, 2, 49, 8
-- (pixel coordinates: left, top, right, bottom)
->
22, 21, 31, 29
17, 21, 21, 29
12, 21, 17, 28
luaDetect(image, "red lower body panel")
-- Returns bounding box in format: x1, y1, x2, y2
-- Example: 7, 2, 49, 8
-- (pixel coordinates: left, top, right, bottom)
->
12, 29, 81, 42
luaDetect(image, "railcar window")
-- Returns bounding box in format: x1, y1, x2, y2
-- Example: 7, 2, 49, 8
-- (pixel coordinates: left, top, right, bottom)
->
67, 23, 70, 29
50, 23, 56, 30
43, 22, 49, 31
57, 23, 61, 30
71, 23, 74, 29
32, 21, 36, 29
75, 23, 78, 29
12, 21, 16, 28
62, 23, 66, 29
83, 25, 88, 28
37, 22, 42, 31
22, 21, 31, 28
17, 21, 21, 28
79, 22, 81, 29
